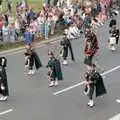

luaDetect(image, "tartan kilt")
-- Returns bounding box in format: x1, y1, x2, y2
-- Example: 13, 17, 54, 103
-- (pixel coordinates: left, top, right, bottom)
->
84, 55, 93, 66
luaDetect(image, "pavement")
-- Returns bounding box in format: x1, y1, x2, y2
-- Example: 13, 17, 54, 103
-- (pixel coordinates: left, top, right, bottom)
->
0, 35, 63, 56
0, 16, 120, 120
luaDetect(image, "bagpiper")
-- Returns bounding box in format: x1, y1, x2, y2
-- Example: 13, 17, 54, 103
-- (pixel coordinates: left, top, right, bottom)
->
84, 26, 99, 70
24, 45, 42, 75
84, 64, 107, 107
46, 51, 63, 87
60, 29, 75, 65
0, 57, 9, 101
109, 19, 119, 51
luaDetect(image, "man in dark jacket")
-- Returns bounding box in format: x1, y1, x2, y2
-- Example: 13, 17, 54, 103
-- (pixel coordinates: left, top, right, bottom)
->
60, 29, 75, 65
84, 64, 107, 107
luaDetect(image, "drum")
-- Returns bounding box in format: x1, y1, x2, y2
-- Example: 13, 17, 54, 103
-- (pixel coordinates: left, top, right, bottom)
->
109, 37, 116, 45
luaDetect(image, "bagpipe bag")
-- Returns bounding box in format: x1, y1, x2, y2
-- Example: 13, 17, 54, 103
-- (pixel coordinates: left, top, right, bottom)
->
32, 51, 42, 70
95, 72, 107, 97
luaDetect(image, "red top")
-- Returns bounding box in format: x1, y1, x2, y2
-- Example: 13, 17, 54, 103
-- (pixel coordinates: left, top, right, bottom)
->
0, 20, 4, 29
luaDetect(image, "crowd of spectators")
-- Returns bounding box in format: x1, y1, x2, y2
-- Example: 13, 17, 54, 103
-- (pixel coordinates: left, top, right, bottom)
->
0, 0, 119, 45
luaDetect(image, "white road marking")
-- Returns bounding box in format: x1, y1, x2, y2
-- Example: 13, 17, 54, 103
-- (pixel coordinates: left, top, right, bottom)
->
1, 39, 60, 56
53, 81, 85, 95
109, 113, 120, 120
53, 65, 120, 95
0, 109, 13, 115
116, 99, 120, 103
101, 65, 120, 76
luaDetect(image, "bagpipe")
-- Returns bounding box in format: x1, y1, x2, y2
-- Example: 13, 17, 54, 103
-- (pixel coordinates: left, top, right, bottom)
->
84, 42, 98, 56
84, 71, 107, 97
47, 69, 53, 81
85, 32, 99, 55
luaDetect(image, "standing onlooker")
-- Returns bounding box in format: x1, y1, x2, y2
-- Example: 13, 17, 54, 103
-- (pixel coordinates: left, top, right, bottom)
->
2, 23, 9, 43
4, 13, 9, 26
8, 14, 14, 25
50, 12, 58, 35
44, 18, 50, 39
27, 8, 36, 24
29, 19, 38, 41
37, 13, 44, 37
14, 18, 20, 38
24, 27, 32, 46
9, 23, 17, 42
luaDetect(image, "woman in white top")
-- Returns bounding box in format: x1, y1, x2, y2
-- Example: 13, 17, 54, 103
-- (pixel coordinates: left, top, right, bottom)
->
2, 23, 9, 43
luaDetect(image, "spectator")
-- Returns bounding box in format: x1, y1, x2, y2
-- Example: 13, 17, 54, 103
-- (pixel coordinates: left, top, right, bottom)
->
50, 12, 58, 35
29, 19, 38, 41
2, 23, 9, 43
14, 18, 20, 37
0, 17, 3, 41
9, 23, 17, 42
37, 12, 44, 37
8, 14, 14, 25
27, 8, 36, 24
0, 0, 117, 45
4, 13, 9, 26
44, 19, 50, 39
24, 27, 32, 45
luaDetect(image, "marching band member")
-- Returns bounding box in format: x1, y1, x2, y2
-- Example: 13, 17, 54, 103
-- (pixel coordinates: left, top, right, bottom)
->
60, 29, 75, 65
84, 26, 99, 70
24, 46, 42, 75
0, 57, 9, 101
46, 51, 63, 87
84, 64, 107, 107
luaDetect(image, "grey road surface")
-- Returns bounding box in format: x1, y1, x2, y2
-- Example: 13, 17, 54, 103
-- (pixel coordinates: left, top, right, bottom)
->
0, 16, 120, 120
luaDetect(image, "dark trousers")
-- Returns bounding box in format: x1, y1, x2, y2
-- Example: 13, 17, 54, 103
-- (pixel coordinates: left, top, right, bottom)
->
1, 82, 9, 96
116, 37, 119, 44
63, 45, 75, 61
29, 65, 33, 70
0, 73, 9, 96
69, 44, 75, 61
63, 47, 68, 60
0, 29, 3, 41
88, 84, 94, 100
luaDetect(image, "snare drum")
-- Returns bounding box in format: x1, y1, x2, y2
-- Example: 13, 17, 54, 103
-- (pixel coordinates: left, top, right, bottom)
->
109, 37, 116, 45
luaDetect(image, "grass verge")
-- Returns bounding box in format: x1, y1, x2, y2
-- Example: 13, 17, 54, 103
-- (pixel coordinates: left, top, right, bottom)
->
0, 30, 63, 52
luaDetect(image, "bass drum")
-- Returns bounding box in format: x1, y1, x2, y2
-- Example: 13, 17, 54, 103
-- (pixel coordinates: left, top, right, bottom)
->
109, 37, 116, 45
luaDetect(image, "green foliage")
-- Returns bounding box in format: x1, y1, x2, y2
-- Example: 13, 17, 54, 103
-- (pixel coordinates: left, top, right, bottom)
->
1, 0, 43, 16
